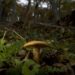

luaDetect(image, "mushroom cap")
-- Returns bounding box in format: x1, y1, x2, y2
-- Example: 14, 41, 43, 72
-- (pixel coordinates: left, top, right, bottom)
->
23, 40, 49, 48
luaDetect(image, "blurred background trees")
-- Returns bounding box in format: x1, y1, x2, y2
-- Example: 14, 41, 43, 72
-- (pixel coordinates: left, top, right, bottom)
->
0, 0, 75, 26
0, 0, 17, 22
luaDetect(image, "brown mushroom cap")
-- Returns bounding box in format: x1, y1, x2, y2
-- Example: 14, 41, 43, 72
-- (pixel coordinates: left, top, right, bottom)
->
23, 40, 49, 48
22, 40, 49, 63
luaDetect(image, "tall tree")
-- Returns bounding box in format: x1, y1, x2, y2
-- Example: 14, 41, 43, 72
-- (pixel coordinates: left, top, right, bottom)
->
49, 0, 60, 22
0, 0, 17, 22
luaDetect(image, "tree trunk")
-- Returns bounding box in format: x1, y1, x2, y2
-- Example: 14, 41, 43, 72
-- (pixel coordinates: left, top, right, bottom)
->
49, 0, 60, 22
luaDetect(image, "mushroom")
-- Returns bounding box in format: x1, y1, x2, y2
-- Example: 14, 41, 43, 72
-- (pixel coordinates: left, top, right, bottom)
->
22, 40, 49, 63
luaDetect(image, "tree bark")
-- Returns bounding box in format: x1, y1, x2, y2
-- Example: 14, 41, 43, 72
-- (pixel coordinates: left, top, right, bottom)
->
49, 0, 60, 22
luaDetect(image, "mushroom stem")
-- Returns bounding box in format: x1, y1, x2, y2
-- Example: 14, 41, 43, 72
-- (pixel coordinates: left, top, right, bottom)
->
33, 48, 40, 63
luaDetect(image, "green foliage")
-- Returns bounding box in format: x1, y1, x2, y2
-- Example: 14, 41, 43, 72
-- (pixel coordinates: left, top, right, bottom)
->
6, 67, 22, 75
22, 59, 40, 75
37, 66, 65, 75
0, 37, 25, 67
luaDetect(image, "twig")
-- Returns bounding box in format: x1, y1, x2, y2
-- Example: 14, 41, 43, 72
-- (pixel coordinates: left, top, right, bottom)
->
35, 22, 75, 29
22, 51, 30, 63
5, 27, 24, 40
12, 30, 24, 40
2, 31, 7, 40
